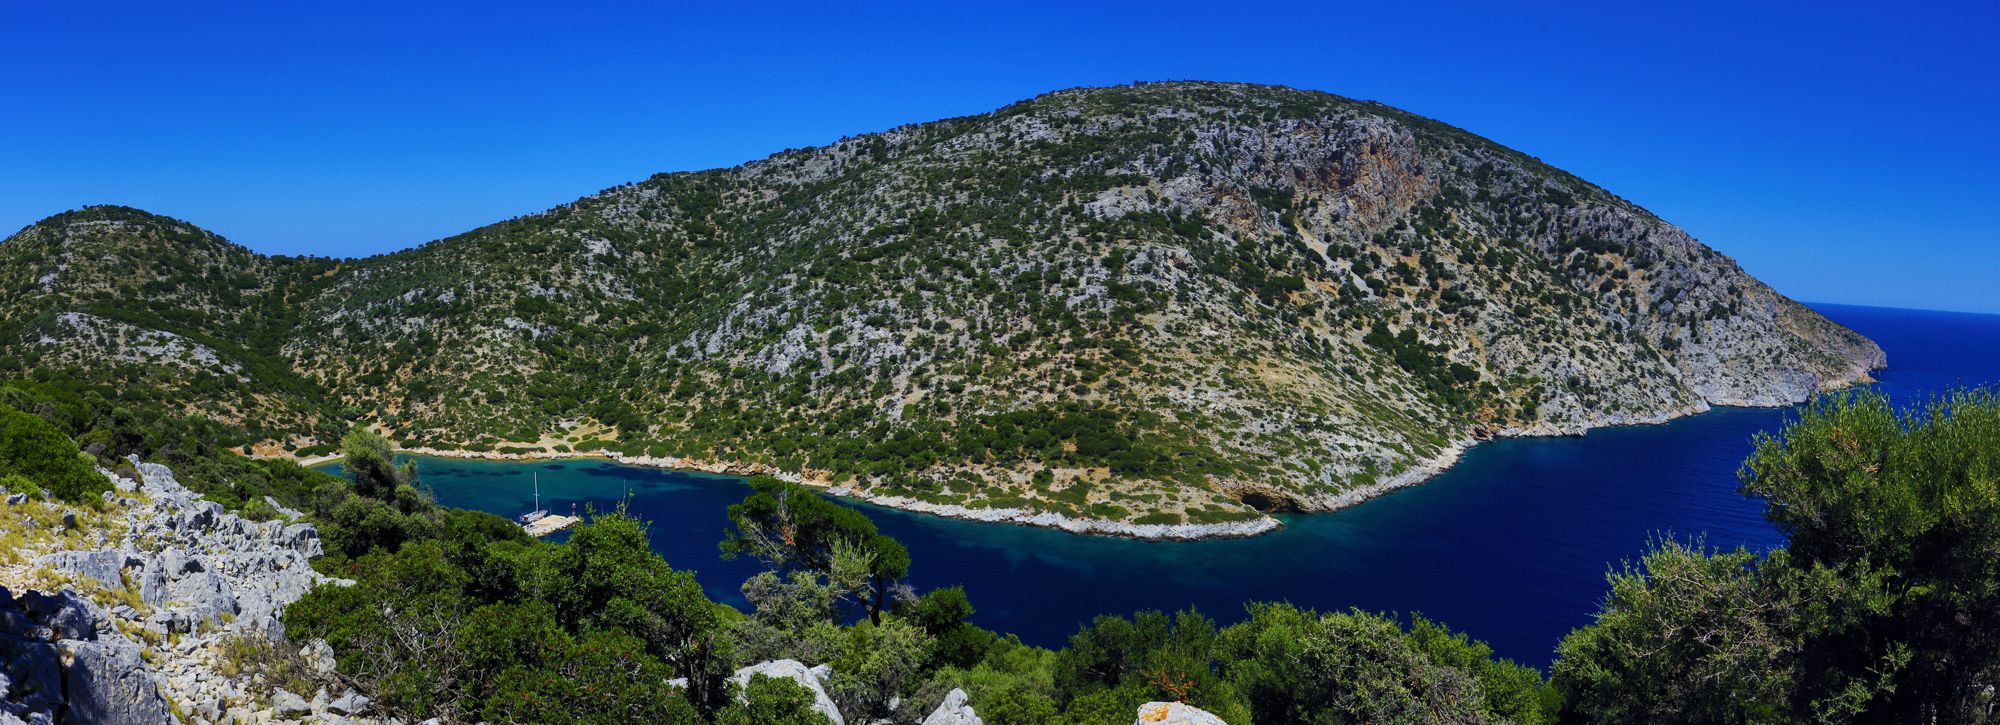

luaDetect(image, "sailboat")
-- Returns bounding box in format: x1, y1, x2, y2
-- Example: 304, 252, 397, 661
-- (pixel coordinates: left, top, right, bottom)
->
519, 472, 549, 525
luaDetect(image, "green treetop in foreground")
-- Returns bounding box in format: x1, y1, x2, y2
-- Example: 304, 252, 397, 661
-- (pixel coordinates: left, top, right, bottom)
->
1556, 386, 2000, 722
721, 476, 913, 625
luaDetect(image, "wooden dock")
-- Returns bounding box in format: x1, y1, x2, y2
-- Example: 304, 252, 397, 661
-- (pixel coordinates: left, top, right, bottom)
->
522, 514, 580, 537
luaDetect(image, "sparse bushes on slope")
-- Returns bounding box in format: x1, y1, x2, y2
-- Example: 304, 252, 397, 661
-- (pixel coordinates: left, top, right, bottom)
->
0, 378, 327, 510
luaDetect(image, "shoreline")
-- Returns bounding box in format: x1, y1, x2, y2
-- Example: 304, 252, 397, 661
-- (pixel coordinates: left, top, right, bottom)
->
310, 446, 1283, 541
292, 367, 1879, 542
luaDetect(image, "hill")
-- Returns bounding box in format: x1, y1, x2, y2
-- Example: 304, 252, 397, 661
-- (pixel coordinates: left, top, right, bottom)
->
0, 82, 1884, 536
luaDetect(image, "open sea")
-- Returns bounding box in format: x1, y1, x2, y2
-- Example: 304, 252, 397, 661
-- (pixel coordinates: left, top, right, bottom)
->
322, 303, 2000, 668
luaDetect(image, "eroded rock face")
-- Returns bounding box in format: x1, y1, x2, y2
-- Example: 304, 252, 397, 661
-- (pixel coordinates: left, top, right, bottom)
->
0, 586, 171, 725
0, 617, 65, 720
59, 638, 173, 724
32, 551, 128, 591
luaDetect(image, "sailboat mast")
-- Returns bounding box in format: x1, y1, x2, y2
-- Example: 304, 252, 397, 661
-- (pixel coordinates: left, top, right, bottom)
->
533, 472, 541, 512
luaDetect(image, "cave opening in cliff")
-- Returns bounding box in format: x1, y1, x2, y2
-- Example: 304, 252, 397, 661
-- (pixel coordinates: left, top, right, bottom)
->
1236, 489, 1301, 513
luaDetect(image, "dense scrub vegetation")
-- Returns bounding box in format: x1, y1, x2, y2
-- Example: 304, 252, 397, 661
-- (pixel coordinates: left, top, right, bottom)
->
0, 400, 109, 503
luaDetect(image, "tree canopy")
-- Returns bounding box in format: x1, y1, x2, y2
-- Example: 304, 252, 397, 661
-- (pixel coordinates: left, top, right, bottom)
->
721, 476, 911, 624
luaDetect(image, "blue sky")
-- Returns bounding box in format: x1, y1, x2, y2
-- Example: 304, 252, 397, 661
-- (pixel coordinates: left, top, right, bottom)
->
3, 2, 1995, 313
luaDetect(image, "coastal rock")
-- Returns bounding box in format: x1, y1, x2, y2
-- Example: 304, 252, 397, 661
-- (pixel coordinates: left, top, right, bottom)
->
731, 659, 844, 725
1135, 701, 1228, 724
922, 688, 982, 725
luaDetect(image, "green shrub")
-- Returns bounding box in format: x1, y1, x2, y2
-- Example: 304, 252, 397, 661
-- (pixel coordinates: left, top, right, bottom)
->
2, 473, 39, 499
0, 403, 108, 503
1556, 387, 2000, 722
715, 674, 832, 725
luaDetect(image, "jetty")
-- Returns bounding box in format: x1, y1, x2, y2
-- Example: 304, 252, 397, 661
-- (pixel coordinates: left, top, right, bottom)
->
523, 512, 579, 537
518, 473, 579, 537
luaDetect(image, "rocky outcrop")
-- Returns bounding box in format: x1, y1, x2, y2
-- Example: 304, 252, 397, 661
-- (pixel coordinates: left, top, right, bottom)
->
32, 460, 333, 637
0, 460, 361, 724
923, 687, 983, 725
1136, 701, 1229, 724
60, 637, 175, 724
729, 659, 844, 725
0, 585, 174, 725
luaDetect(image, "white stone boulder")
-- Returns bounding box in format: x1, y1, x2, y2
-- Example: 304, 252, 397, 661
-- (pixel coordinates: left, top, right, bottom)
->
270, 688, 312, 717
923, 687, 982, 725
731, 659, 844, 725
1136, 701, 1228, 724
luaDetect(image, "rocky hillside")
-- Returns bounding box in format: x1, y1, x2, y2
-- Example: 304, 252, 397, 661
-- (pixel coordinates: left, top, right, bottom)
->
0, 206, 341, 439
0, 81, 1884, 535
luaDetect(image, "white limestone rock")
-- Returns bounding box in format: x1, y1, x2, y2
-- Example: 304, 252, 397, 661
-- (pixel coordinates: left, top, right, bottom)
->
271, 688, 312, 717
1135, 701, 1228, 724
731, 659, 844, 725
301, 639, 337, 675
922, 688, 982, 725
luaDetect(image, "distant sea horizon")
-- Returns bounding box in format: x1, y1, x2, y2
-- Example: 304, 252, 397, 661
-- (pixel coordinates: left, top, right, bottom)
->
1804, 300, 2000, 319
323, 302, 2000, 668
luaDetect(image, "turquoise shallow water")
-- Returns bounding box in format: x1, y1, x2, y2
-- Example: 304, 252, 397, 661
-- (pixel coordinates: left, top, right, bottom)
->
323, 304, 2000, 668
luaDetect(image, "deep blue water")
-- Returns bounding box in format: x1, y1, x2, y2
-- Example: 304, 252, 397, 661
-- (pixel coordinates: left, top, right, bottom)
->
324, 304, 2000, 668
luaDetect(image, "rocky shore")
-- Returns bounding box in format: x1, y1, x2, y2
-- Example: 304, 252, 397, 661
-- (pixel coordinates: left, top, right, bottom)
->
375, 446, 1283, 541
358, 362, 1876, 544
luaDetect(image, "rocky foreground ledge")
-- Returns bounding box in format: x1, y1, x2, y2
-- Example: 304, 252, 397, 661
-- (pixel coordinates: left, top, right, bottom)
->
0, 459, 371, 724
